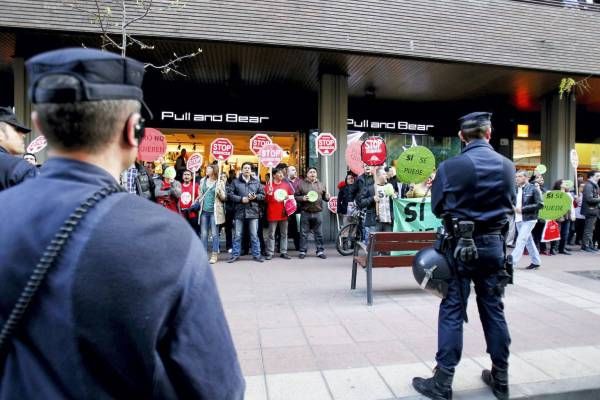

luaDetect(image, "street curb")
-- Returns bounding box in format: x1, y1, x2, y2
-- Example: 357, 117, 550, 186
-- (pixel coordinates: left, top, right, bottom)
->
395, 374, 600, 399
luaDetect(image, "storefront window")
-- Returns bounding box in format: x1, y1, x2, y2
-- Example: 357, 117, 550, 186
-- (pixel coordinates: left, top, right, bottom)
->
513, 140, 600, 171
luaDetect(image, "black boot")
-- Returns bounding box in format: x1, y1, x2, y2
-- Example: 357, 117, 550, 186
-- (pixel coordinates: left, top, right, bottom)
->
481, 366, 509, 400
412, 367, 453, 400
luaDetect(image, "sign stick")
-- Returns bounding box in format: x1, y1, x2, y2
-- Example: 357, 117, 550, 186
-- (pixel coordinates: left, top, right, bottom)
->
192, 172, 196, 203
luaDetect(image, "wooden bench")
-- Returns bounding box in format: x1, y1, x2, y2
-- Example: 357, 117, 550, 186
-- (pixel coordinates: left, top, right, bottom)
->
351, 231, 436, 305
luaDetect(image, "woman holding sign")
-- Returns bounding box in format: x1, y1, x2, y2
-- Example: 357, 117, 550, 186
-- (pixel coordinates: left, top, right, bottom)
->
264, 167, 294, 260
196, 164, 227, 264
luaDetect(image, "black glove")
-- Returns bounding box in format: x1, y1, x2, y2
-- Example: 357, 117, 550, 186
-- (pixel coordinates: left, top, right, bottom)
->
453, 237, 478, 262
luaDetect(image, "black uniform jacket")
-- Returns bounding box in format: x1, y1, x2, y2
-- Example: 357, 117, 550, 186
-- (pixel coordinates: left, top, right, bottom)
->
0, 158, 244, 399
431, 139, 515, 231
0, 146, 38, 192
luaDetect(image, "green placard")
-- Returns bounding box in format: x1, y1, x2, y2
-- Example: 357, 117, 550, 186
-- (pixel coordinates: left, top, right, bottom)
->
396, 146, 436, 184
535, 164, 547, 174
383, 183, 395, 197
539, 190, 572, 221
307, 190, 318, 202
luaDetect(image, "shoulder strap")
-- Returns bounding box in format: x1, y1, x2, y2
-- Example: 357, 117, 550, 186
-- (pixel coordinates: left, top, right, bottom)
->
0, 184, 124, 366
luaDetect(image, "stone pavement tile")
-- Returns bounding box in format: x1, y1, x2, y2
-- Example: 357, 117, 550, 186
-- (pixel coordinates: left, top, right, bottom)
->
295, 306, 340, 326
240, 356, 265, 376
342, 318, 397, 342
262, 346, 319, 374
376, 361, 432, 397
360, 340, 422, 366
315, 350, 372, 370
557, 296, 599, 308
304, 324, 355, 346
422, 358, 487, 391
260, 326, 308, 348
555, 346, 600, 374
588, 308, 600, 316
257, 304, 300, 328
232, 328, 261, 350
472, 354, 550, 385
518, 348, 595, 379
323, 366, 394, 400
266, 371, 332, 400
244, 375, 267, 400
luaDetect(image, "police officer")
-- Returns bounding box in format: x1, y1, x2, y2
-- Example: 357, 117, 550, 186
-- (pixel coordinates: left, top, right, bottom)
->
0, 48, 244, 399
412, 112, 515, 400
0, 106, 38, 191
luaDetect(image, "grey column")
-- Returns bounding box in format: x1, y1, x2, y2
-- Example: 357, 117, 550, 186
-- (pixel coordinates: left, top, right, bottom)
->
540, 93, 576, 187
318, 73, 348, 241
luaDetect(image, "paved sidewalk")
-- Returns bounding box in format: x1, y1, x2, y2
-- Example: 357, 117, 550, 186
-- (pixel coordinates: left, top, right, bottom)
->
212, 247, 600, 399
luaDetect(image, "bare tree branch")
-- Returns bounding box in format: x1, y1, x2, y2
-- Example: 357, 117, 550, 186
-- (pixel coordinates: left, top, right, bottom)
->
127, 34, 155, 50
144, 48, 202, 77
123, 0, 153, 29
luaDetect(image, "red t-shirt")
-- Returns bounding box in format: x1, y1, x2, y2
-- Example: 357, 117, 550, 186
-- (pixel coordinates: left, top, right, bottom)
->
180, 182, 199, 218
156, 180, 179, 214
264, 180, 294, 222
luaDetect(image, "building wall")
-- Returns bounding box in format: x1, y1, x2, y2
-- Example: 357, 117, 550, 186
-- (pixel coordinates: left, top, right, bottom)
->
0, 0, 599, 75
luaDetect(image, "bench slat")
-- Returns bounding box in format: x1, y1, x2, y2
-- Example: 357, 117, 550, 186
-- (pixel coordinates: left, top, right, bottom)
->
373, 241, 435, 252
371, 255, 415, 268
368, 232, 436, 241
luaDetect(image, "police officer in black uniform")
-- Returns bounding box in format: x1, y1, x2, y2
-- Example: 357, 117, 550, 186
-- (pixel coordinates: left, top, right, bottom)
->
0, 48, 244, 399
0, 107, 38, 191
412, 112, 515, 400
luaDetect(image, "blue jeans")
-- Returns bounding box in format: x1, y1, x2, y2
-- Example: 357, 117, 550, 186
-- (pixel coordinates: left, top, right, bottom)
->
436, 234, 511, 373
232, 218, 260, 258
512, 220, 541, 266
200, 211, 219, 253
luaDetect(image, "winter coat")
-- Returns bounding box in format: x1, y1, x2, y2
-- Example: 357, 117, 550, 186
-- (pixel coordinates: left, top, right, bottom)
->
264, 180, 295, 222
227, 175, 265, 219
295, 178, 329, 213
514, 183, 543, 221
356, 182, 394, 227
582, 180, 600, 216
337, 183, 356, 215
0, 146, 38, 192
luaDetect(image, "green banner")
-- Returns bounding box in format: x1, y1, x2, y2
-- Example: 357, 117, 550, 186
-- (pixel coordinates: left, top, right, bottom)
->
393, 197, 442, 233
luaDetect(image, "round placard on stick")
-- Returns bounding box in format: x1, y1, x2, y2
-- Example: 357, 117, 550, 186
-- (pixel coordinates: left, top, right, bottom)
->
535, 164, 547, 175
307, 191, 318, 202
274, 189, 288, 202
396, 146, 436, 184
539, 190, 572, 221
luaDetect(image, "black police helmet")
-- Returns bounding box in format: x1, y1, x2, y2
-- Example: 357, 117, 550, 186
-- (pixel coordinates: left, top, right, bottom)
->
412, 247, 452, 299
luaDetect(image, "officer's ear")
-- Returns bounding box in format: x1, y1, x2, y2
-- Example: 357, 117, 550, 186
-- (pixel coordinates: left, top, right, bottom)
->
485, 127, 492, 141
458, 130, 466, 143
124, 113, 144, 147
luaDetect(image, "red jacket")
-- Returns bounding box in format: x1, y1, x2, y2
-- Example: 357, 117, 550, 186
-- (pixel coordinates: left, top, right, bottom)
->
264, 180, 294, 222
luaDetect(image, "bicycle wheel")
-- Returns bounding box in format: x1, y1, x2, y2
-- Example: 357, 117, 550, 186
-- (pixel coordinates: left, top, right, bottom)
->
336, 223, 359, 256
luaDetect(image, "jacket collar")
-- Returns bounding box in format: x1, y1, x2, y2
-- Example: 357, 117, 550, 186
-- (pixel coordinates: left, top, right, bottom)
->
0, 145, 9, 155
238, 174, 257, 183
39, 157, 118, 187
461, 139, 492, 154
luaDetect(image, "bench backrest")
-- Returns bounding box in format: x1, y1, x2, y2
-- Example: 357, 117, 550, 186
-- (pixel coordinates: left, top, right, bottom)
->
367, 231, 436, 268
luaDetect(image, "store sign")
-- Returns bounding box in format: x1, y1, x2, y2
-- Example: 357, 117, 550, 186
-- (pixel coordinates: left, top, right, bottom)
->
186, 153, 203, 172
250, 133, 272, 156
26, 135, 47, 154
328, 196, 338, 214
348, 118, 434, 132
361, 136, 387, 166
161, 111, 270, 125
316, 132, 337, 156
138, 128, 167, 162
210, 138, 234, 161
259, 143, 283, 168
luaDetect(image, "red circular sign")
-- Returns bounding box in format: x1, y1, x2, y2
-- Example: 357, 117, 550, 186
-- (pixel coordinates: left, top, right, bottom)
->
250, 133, 272, 156
361, 136, 387, 166
211, 138, 234, 161
186, 153, 203, 172
316, 132, 337, 156
328, 196, 338, 214
259, 143, 283, 168
138, 128, 167, 162
345, 140, 364, 175
26, 135, 47, 154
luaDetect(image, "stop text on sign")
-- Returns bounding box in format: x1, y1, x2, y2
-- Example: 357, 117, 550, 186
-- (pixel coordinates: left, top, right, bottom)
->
316, 132, 337, 156
210, 138, 234, 161
250, 133, 272, 155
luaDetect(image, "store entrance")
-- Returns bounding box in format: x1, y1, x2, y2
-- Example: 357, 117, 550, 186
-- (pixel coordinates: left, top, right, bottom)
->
158, 128, 302, 180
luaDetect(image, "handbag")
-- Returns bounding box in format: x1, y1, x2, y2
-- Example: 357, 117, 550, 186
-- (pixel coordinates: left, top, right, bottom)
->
283, 180, 297, 216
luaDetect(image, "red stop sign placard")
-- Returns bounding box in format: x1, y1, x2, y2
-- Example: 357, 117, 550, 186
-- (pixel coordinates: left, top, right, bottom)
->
328, 196, 338, 214
361, 136, 387, 166
250, 133, 272, 155
138, 128, 167, 162
211, 138, 234, 161
259, 143, 283, 168
316, 132, 337, 156
26, 135, 47, 154
186, 153, 203, 172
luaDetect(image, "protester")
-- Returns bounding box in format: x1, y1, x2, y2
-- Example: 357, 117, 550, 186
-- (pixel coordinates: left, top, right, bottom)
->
121, 160, 155, 200
357, 168, 395, 238
530, 173, 549, 254
571, 183, 586, 245
195, 164, 227, 264
295, 166, 330, 259
154, 165, 181, 213
551, 179, 576, 255
179, 169, 200, 232
23, 152, 37, 166
0, 106, 38, 191
337, 172, 357, 225
0, 47, 244, 398
511, 170, 543, 269
227, 161, 265, 263
174, 148, 187, 181
264, 167, 294, 260
581, 170, 600, 252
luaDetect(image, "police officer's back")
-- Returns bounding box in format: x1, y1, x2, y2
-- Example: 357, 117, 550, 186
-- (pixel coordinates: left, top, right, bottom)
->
0, 107, 38, 191
0, 48, 244, 399
412, 112, 515, 400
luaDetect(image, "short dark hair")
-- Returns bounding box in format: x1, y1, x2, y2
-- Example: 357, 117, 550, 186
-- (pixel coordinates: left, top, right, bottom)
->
307, 167, 317, 173
34, 100, 139, 151
276, 163, 288, 170
272, 167, 282, 175
587, 170, 599, 179
23, 152, 36, 161
552, 179, 563, 190
241, 161, 253, 170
